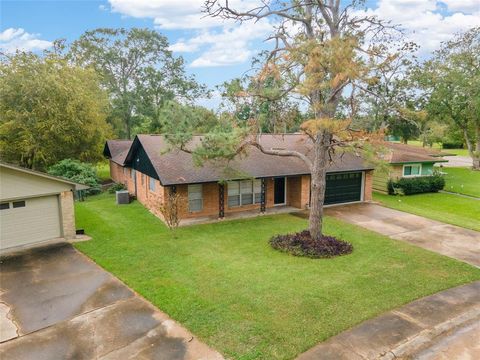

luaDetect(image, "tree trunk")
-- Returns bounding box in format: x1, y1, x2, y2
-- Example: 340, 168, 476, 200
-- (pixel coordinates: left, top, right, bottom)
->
125, 111, 131, 139
308, 131, 330, 240
473, 125, 480, 170
473, 157, 480, 170
463, 126, 480, 170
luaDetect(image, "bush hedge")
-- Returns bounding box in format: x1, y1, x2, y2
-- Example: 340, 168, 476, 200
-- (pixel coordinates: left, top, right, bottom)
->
108, 183, 126, 194
388, 174, 445, 195
442, 141, 464, 149
48, 159, 101, 195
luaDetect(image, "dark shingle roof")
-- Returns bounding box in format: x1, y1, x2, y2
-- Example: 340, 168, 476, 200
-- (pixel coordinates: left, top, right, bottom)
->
104, 140, 133, 165
130, 134, 373, 186
384, 142, 447, 164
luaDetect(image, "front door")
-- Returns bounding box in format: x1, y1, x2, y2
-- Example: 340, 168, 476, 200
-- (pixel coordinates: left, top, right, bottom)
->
274, 177, 286, 205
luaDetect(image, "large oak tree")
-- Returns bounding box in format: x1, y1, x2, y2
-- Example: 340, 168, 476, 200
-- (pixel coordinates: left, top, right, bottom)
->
0, 51, 111, 170
417, 27, 480, 169
171, 0, 398, 240
70, 28, 207, 139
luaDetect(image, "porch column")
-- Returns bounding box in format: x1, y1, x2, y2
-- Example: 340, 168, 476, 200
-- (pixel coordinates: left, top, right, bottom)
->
260, 178, 266, 213
219, 183, 225, 219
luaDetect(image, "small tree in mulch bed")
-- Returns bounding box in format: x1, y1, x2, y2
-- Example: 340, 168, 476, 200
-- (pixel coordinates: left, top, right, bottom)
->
270, 230, 353, 259
158, 192, 184, 231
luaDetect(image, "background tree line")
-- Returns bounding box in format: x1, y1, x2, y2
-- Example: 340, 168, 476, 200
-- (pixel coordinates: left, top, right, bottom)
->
352, 27, 479, 170
1, 24, 478, 172
0, 28, 211, 170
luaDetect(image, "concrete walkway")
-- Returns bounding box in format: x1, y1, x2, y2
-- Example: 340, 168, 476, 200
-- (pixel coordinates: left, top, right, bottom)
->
179, 205, 301, 226
325, 203, 480, 267
0, 244, 223, 360
297, 281, 480, 360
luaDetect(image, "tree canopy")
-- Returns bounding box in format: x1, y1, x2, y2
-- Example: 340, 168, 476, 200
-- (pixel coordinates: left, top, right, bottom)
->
416, 27, 480, 169
161, 0, 399, 241
0, 51, 111, 170
70, 28, 208, 138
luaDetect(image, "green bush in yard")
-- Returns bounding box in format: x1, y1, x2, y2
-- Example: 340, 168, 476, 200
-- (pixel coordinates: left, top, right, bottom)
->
108, 183, 126, 194
388, 174, 445, 195
48, 159, 101, 195
442, 141, 464, 149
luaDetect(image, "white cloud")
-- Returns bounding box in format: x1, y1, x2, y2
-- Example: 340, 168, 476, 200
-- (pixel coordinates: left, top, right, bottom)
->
171, 20, 273, 67
440, 0, 479, 13
108, 0, 479, 67
108, 0, 273, 67
108, 0, 258, 30
358, 0, 480, 54
0, 28, 52, 53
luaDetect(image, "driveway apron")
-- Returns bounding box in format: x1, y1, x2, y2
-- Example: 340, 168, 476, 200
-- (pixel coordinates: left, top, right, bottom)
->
0, 244, 223, 360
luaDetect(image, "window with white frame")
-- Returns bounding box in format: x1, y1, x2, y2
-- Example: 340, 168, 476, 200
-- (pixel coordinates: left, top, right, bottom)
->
228, 179, 262, 207
240, 180, 253, 205
131, 168, 136, 181
123, 167, 127, 176
149, 177, 155, 192
228, 181, 240, 207
188, 184, 203, 212
403, 164, 421, 177
253, 179, 261, 204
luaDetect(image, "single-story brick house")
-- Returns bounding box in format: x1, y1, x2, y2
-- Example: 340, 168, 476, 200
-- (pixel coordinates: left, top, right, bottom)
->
104, 134, 375, 222
373, 142, 448, 193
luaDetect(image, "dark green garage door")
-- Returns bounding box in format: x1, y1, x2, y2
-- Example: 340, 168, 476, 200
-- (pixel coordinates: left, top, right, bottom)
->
324, 172, 363, 205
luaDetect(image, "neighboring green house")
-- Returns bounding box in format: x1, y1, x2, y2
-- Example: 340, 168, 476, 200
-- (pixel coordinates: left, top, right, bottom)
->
373, 143, 448, 193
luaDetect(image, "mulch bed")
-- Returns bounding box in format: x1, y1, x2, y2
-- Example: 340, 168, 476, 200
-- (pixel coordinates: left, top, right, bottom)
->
270, 230, 353, 259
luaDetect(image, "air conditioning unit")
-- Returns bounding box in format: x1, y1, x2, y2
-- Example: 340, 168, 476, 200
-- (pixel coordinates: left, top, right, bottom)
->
116, 190, 130, 205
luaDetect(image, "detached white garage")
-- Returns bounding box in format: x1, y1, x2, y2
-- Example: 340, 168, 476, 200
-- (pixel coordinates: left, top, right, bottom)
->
0, 162, 88, 253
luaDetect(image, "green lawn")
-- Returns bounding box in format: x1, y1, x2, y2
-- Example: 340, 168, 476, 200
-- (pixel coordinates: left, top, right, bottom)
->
95, 161, 110, 181
374, 192, 480, 232
442, 167, 480, 198
75, 194, 480, 360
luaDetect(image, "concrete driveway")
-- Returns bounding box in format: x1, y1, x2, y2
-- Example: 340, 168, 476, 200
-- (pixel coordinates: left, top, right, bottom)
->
441, 155, 473, 167
0, 244, 223, 360
325, 203, 480, 267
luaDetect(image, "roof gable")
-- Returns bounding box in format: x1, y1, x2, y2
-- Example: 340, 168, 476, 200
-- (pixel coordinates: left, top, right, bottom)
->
124, 136, 161, 181
104, 140, 133, 165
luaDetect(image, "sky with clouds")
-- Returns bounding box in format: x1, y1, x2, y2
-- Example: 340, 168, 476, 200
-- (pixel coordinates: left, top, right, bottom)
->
1, 0, 479, 108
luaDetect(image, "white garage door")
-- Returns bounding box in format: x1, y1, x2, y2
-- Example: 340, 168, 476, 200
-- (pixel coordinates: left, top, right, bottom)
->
0, 195, 62, 250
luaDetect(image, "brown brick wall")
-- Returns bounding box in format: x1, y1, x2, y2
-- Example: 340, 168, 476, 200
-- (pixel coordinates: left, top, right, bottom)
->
174, 177, 299, 219
287, 175, 310, 209
363, 170, 373, 201
111, 163, 168, 218
110, 168, 373, 222
288, 176, 301, 207
134, 172, 167, 218
124, 168, 135, 195
176, 182, 219, 218
372, 165, 402, 193
109, 161, 127, 184
59, 190, 75, 240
